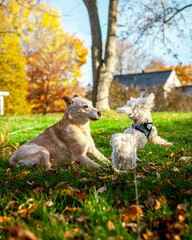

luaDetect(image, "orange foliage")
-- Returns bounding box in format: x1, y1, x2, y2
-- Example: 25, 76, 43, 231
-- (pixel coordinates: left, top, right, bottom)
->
169, 64, 192, 86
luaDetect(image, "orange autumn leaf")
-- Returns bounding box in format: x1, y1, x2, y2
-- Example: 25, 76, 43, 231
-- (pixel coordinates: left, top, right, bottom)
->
16, 171, 30, 179
121, 205, 143, 222
107, 220, 115, 231
6, 168, 12, 176
0, 216, 12, 224
99, 175, 114, 179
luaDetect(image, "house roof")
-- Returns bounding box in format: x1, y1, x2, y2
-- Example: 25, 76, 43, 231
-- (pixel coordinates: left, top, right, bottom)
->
114, 70, 173, 89
0, 89, 9, 96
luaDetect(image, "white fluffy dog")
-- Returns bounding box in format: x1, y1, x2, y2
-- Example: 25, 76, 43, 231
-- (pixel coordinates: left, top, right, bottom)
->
111, 93, 173, 170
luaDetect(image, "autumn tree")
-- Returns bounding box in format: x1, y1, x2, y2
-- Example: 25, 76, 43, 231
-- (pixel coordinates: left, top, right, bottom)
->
83, 0, 119, 110
145, 57, 167, 72
0, 0, 88, 114
24, 2, 88, 113
0, 0, 31, 114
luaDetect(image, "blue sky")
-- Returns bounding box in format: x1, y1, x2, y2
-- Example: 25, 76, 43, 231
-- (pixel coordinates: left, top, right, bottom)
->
47, 0, 192, 85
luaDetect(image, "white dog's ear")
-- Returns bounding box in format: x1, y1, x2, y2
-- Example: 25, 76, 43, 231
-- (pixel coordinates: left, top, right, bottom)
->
148, 93, 155, 101
145, 93, 155, 110
63, 96, 73, 106
117, 106, 131, 114
73, 95, 79, 99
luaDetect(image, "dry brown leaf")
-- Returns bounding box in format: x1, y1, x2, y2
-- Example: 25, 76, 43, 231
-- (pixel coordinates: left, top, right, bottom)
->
6, 222, 38, 240
184, 189, 192, 195
55, 181, 69, 188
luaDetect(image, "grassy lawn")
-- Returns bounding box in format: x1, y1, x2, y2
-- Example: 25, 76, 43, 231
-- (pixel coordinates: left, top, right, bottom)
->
0, 111, 192, 240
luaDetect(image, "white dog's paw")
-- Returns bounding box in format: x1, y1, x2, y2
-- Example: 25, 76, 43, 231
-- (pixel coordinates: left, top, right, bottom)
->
165, 142, 173, 147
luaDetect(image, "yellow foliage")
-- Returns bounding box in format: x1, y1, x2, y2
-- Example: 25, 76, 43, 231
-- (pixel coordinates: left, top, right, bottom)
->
0, 0, 88, 114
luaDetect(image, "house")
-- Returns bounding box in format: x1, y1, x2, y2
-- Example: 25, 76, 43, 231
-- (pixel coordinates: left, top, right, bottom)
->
114, 70, 181, 95
0, 89, 9, 115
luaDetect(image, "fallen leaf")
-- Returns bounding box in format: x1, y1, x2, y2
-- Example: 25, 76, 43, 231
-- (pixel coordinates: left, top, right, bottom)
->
184, 189, 192, 195
33, 186, 44, 194
154, 199, 161, 210
0, 216, 11, 224
166, 161, 173, 166
15, 171, 30, 179
121, 205, 143, 222
45, 200, 54, 207
5, 222, 38, 240
99, 175, 114, 179
153, 186, 161, 196
108, 220, 115, 231
169, 153, 174, 158
174, 209, 187, 223
64, 207, 80, 212
75, 214, 86, 223
50, 213, 65, 224
159, 195, 167, 205
6, 168, 11, 177
97, 186, 107, 193
179, 156, 192, 161
55, 181, 69, 188
176, 149, 185, 158
73, 227, 79, 232
173, 166, 179, 172
177, 203, 187, 210
5, 201, 16, 210
142, 229, 154, 240
79, 178, 88, 182
17, 199, 39, 219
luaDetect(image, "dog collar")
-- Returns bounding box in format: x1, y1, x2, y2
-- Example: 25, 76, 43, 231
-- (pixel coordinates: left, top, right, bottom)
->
133, 122, 153, 137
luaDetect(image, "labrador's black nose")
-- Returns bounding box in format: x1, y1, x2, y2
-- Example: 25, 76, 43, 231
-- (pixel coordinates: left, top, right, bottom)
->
97, 111, 102, 117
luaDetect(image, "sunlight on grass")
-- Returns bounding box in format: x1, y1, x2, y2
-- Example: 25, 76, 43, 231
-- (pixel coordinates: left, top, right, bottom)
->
0, 111, 191, 239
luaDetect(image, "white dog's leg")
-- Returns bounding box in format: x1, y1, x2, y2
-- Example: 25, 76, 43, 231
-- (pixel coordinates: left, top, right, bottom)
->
74, 155, 102, 168
148, 126, 173, 147
87, 147, 111, 165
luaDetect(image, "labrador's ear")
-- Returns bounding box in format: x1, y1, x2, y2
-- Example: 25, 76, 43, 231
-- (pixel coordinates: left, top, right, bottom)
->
63, 96, 73, 106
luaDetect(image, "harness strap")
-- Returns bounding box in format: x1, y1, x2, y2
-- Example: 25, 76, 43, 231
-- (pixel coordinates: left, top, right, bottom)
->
134, 122, 153, 137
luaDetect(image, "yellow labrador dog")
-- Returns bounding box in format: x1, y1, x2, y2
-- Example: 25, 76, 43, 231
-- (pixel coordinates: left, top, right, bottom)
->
9, 95, 110, 169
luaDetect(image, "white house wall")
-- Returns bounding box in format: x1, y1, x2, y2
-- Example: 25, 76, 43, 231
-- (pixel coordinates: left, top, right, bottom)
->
163, 70, 181, 92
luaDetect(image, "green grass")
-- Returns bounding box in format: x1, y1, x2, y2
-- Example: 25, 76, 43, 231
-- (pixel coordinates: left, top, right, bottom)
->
0, 111, 192, 239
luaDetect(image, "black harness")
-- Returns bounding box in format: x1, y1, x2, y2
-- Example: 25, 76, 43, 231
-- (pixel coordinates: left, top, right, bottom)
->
133, 122, 153, 138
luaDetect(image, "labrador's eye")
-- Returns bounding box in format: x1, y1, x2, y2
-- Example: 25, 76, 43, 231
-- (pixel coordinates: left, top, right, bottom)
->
83, 105, 88, 110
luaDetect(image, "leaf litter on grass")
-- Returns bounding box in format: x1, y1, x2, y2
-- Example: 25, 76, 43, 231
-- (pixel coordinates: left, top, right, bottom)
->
0, 112, 192, 239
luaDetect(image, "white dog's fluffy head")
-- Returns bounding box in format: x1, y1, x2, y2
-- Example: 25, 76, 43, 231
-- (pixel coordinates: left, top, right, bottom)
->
117, 93, 155, 125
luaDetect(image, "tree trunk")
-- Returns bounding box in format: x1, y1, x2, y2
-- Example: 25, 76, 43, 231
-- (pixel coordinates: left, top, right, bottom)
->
83, 0, 119, 110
